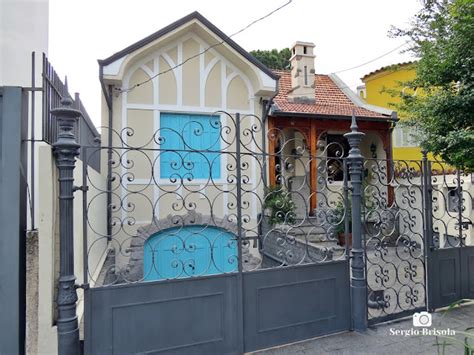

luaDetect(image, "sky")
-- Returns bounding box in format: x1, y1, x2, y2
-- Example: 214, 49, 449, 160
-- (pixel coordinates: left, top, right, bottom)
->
48, 0, 423, 125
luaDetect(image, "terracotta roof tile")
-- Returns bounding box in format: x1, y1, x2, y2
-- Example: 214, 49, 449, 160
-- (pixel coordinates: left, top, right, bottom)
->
273, 70, 389, 119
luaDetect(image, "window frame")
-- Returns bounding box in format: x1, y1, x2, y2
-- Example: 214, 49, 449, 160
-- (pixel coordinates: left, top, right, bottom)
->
325, 134, 350, 183
157, 111, 225, 184
447, 186, 460, 213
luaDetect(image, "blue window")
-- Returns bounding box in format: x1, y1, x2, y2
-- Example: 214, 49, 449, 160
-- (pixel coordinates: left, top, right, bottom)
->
143, 226, 238, 281
160, 113, 221, 180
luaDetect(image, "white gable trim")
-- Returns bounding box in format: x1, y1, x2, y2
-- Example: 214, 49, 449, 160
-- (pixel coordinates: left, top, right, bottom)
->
103, 56, 127, 76
121, 33, 254, 112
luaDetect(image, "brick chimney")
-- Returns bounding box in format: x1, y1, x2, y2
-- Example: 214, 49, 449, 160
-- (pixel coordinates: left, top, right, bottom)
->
288, 41, 316, 103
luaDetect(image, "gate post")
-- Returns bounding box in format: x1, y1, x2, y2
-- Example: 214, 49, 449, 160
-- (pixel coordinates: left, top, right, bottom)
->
344, 114, 367, 331
51, 95, 81, 355
422, 150, 434, 310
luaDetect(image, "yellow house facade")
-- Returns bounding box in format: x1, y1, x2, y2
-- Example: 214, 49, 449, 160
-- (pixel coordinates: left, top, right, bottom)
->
359, 62, 473, 246
358, 62, 436, 162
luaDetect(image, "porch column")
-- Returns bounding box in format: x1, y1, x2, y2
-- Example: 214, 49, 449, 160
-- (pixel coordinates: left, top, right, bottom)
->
309, 120, 317, 214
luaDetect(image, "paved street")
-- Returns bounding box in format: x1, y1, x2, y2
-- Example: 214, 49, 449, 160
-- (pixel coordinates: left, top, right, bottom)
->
253, 302, 474, 355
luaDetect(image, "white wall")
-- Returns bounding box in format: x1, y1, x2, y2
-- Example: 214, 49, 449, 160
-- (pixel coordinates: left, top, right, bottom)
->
1, 0, 49, 236
30, 143, 107, 355
0, 0, 48, 87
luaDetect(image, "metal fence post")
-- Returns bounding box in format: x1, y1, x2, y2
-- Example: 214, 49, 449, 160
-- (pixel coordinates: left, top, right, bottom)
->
421, 150, 434, 310
51, 95, 81, 355
235, 112, 245, 353
344, 114, 367, 331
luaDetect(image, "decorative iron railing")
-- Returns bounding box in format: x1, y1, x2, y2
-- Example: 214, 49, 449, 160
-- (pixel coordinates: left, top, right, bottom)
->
83, 112, 352, 287
41, 54, 100, 170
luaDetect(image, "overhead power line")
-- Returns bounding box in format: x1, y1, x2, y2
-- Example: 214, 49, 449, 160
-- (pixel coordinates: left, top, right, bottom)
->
117, 0, 293, 93
330, 41, 410, 75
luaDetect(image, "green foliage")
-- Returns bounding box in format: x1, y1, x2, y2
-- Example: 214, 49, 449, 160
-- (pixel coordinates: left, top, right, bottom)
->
333, 197, 350, 235
249, 48, 292, 70
263, 185, 296, 226
433, 300, 474, 354
390, 0, 474, 171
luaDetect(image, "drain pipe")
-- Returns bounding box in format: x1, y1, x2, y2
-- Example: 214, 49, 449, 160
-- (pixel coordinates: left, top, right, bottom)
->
261, 79, 279, 188
99, 66, 113, 240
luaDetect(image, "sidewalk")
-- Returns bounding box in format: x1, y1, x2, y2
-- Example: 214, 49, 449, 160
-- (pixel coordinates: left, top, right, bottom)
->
254, 302, 474, 355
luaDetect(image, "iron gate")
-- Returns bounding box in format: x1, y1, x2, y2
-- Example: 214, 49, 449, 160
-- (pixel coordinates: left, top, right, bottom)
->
363, 155, 474, 324
81, 112, 354, 354
364, 158, 427, 324
48, 94, 474, 353
426, 164, 474, 309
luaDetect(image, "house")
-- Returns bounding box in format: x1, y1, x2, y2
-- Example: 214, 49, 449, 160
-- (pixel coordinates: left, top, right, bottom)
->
97, 11, 278, 279
96, 11, 396, 281
267, 43, 397, 215
359, 62, 473, 247
359, 61, 426, 162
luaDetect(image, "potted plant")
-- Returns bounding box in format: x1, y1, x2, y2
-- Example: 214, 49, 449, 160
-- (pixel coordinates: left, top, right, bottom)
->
333, 197, 352, 247
263, 185, 296, 226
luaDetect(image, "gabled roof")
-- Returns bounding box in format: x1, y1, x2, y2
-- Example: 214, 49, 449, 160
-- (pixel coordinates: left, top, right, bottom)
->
272, 70, 395, 120
361, 61, 416, 81
98, 11, 279, 81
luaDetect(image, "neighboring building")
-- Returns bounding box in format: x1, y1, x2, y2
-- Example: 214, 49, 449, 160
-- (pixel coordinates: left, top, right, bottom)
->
1, 1, 105, 354
1, 1, 49, 354
360, 62, 425, 161
360, 62, 473, 245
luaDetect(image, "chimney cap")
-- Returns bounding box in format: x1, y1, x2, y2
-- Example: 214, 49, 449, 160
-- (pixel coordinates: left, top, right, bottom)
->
291, 41, 315, 49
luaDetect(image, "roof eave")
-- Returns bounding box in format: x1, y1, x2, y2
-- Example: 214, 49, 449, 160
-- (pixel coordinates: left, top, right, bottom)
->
98, 11, 278, 81
329, 73, 396, 117
270, 110, 396, 123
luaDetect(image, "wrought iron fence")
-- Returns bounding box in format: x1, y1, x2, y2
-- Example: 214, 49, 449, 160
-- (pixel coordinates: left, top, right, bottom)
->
429, 163, 473, 249
363, 156, 474, 323
41, 54, 100, 170
82, 112, 351, 287
49, 96, 473, 354
364, 158, 426, 323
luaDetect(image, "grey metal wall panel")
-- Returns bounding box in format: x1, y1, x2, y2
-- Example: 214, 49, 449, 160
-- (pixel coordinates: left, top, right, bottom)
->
78, 118, 100, 172
0, 87, 28, 355
243, 261, 351, 352
429, 248, 462, 309
461, 246, 474, 299
85, 274, 240, 355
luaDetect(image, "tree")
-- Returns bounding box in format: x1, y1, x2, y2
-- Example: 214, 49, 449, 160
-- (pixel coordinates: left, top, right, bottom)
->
391, 0, 474, 170
250, 48, 291, 70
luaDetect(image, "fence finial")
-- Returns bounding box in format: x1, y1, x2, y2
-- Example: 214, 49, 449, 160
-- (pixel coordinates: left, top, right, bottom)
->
350, 110, 359, 132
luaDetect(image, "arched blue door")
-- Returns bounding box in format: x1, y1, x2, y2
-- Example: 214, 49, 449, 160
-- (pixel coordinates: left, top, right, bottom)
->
143, 225, 238, 281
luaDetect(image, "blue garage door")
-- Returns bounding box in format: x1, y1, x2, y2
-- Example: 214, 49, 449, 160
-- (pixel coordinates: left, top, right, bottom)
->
143, 226, 238, 281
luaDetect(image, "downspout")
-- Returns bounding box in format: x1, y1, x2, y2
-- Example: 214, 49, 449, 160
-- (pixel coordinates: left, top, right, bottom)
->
261, 79, 279, 188
258, 80, 279, 251
99, 65, 113, 240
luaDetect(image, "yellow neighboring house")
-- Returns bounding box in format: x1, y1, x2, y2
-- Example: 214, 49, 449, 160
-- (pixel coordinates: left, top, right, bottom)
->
358, 61, 437, 162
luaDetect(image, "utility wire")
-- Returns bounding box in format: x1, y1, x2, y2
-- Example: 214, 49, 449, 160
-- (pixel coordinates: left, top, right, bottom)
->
330, 41, 411, 75
279, 65, 415, 98
117, 0, 293, 93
